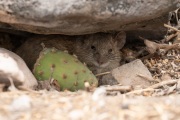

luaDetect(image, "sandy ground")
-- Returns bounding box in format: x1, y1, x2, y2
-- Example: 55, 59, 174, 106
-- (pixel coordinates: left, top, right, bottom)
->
0, 89, 180, 120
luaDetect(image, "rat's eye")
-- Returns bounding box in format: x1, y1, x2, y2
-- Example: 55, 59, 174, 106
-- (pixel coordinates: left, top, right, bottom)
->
108, 49, 112, 53
91, 46, 96, 51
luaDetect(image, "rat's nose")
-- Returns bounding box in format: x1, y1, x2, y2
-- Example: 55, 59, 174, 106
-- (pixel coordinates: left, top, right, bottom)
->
95, 54, 105, 65
97, 59, 104, 65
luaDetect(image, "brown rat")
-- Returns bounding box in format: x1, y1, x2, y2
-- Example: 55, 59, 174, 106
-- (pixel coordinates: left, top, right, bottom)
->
0, 33, 13, 50
16, 32, 126, 85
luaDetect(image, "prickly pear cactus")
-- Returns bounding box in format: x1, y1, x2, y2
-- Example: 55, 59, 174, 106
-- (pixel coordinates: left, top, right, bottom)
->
33, 48, 98, 91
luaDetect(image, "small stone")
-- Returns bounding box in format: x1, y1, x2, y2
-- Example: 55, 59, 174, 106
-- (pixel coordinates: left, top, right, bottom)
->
112, 59, 152, 88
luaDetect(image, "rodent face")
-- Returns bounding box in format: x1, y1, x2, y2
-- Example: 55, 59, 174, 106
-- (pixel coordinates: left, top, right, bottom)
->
76, 32, 126, 73
89, 36, 120, 68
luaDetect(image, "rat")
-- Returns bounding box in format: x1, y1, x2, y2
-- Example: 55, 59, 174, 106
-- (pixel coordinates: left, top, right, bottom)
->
16, 32, 126, 86
0, 33, 13, 50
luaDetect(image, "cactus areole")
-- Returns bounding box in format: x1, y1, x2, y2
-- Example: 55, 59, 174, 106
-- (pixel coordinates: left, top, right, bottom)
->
33, 48, 98, 91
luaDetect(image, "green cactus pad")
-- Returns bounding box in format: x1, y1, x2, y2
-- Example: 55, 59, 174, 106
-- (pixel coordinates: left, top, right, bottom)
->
33, 48, 98, 91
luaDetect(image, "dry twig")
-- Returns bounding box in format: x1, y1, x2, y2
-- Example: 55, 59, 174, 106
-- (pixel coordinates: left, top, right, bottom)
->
162, 32, 179, 42
105, 85, 132, 92
148, 80, 178, 89
139, 36, 180, 55
125, 88, 155, 96
96, 71, 111, 77
164, 24, 180, 32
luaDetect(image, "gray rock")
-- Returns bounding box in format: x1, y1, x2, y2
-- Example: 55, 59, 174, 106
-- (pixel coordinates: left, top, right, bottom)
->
0, 0, 179, 35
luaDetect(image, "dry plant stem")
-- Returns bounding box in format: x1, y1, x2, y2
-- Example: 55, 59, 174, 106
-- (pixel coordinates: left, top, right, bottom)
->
106, 85, 132, 92
140, 36, 179, 49
141, 53, 155, 61
164, 44, 180, 51
158, 43, 180, 50
148, 80, 178, 89
135, 49, 146, 57
125, 88, 155, 95
139, 36, 180, 55
162, 32, 179, 42
95, 71, 111, 77
139, 36, 158, 54
164, 24, 180, 32
141, 37, 168, 49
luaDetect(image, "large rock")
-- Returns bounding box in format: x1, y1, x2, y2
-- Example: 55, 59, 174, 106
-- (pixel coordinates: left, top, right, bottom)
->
0, 0, 179, 35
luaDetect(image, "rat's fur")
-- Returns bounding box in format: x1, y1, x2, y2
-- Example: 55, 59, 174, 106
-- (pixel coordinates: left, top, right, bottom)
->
0, 33, 13, 50
16, 32, 126, 85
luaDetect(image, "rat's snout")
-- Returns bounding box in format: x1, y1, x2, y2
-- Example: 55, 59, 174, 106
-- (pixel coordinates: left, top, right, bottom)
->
97, 56, 109, 67
96, 54, 105, 65
98, 59, 110, 68
94, 53, 109, 68
97, 59, 104, 65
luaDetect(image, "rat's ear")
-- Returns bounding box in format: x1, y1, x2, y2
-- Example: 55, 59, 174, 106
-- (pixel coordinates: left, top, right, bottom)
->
114, 31, 126, 49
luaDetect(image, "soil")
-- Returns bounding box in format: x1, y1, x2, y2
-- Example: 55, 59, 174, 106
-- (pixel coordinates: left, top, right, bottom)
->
0, 90, 180, 120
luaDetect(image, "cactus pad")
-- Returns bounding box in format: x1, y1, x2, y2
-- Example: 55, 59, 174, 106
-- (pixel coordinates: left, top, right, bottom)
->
33, 48, 98, 91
